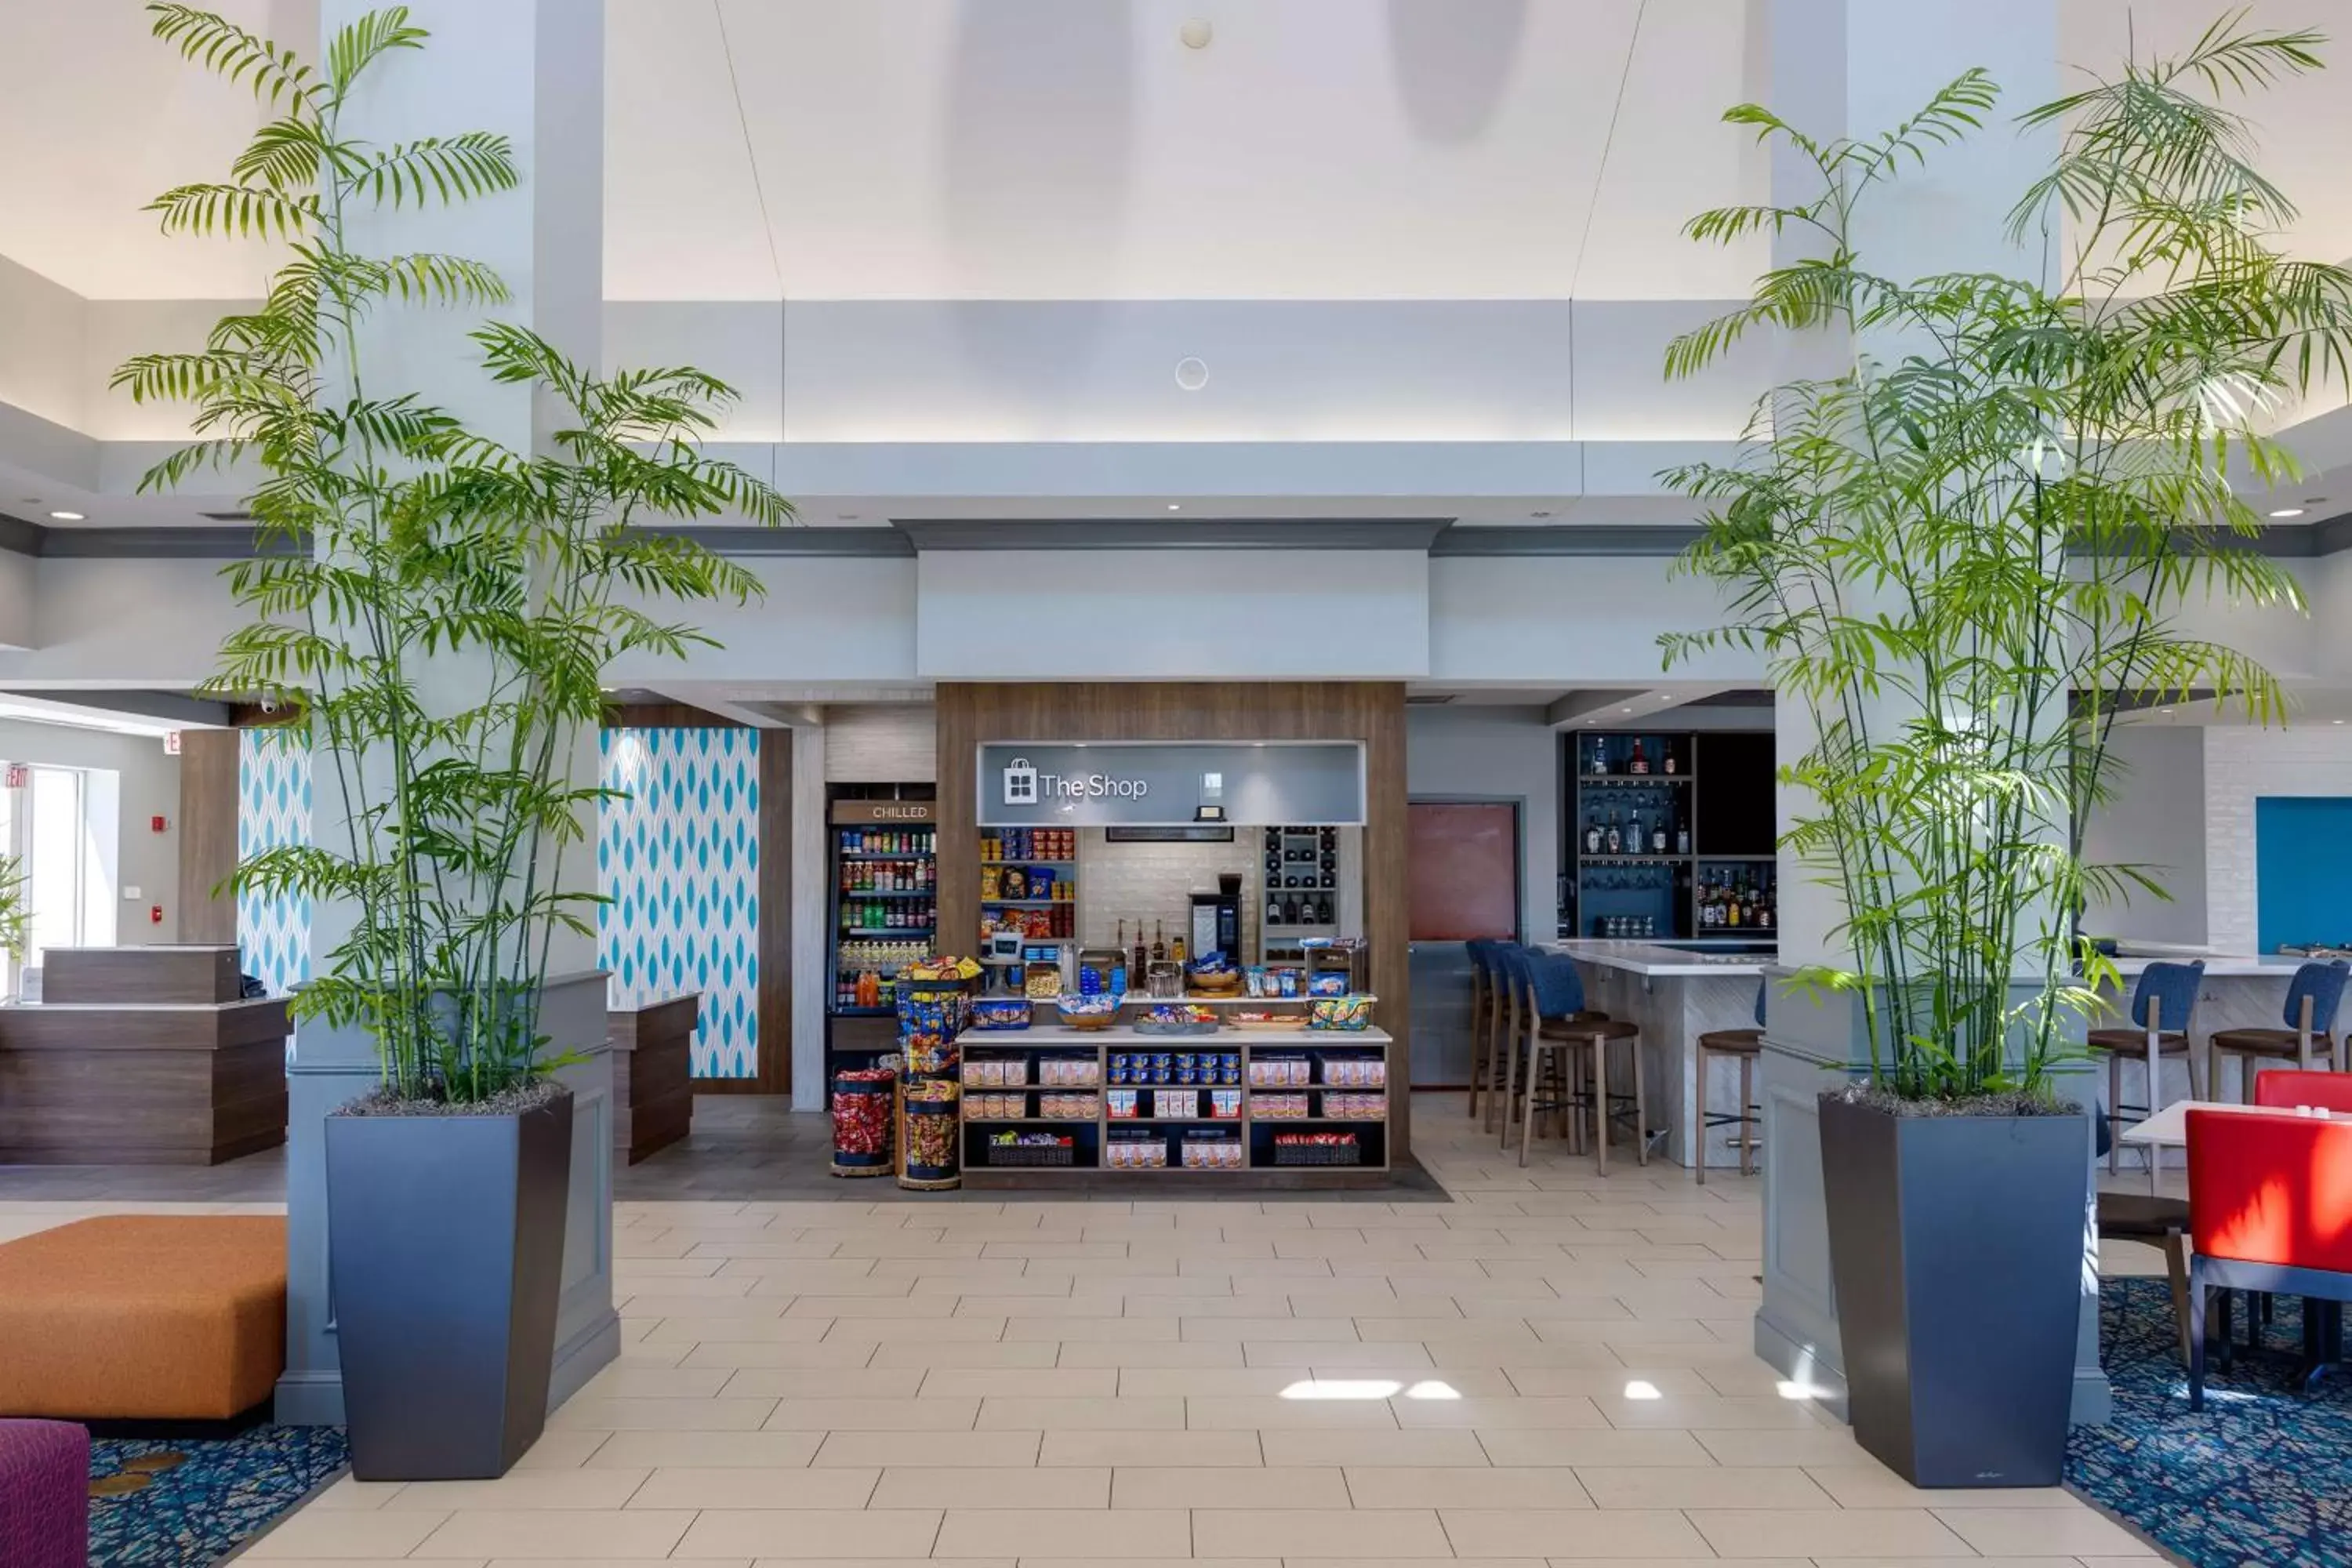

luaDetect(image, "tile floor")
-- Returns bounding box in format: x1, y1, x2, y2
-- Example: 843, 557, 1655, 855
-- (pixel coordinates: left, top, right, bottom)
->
2, 1094, 2162, 1566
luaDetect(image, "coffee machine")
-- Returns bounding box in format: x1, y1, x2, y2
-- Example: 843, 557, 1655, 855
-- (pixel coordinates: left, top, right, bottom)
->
1190, 875, 1243, 964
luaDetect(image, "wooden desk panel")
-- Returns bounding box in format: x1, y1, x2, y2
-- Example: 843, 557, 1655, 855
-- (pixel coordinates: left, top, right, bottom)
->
0, 998, 289, 1164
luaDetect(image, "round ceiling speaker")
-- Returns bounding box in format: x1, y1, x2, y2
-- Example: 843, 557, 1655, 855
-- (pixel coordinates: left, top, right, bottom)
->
1174, 356, 1210, 391
1179, 18, 1214, 49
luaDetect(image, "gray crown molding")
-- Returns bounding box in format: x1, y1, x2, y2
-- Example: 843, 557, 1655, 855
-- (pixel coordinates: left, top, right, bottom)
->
891, 517, 1454, 551
625, 525, 914, 557
1432, 524, 1704, 556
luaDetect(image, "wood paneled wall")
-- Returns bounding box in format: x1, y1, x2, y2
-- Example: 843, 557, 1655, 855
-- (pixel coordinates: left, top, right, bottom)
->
935, 683, 1414, 1160
178, 729, 241, 945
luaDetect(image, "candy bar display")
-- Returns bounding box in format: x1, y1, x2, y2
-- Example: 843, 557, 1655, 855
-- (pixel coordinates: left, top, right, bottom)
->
1319, 1055, 1388, 1088
1180, 1134, 1244, 1170
1272, 1131, 1361, 1167
984, 1130, 1075, 1167
1106, 1134, 1168, 1170
829, 1068, 896, 1178
1247, 1054, 1312, 1088
1254, 1092, 1311, 1120
1324, 1092, 1386, 1120
980, 827, 1076, 862
1308, 995, 1373, 1030
1039, 1056, 1099, 1087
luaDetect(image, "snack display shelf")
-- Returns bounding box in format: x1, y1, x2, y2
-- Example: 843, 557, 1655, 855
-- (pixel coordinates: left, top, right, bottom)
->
957, 1023, 1393, 1186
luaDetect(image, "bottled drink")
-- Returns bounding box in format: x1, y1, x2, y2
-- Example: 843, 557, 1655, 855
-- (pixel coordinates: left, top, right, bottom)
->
1267, 894, 1284, 927
1664, 750, 1678, 775
1584, 816, 1602, 855
1606, 814, 1623, 855
1132, 924, 1149, 981
1151, 922, 1167, 964
1630, 740, 1650, 775
1650, 818, 1668, 854
1171, 931, 1188, 966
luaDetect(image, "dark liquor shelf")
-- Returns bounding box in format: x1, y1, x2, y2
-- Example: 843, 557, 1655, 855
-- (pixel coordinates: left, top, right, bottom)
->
1565, 730, 1777, 940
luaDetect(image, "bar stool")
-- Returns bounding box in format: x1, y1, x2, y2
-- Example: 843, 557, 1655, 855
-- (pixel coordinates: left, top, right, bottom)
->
1465, 938, 1500, 1122
1694, 981, 1767, 1185
1501, 952, 1642, 1172
2209, 958, 2349, 1101
2086, 960, 2205, 1175
1481, 942, 1531, 1135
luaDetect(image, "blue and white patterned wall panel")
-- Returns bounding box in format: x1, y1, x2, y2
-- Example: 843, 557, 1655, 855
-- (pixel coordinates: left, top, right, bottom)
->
237, 728, 313, 997
598, 728, 760, 1078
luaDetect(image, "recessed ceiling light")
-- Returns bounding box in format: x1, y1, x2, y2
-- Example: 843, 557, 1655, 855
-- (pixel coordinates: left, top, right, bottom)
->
1167, 503, 1181, 511
47, 510, 83, 521
1620, 707, 1632, 714
2336, 719, 2345, 726
2159, 708, 2173, 715
2269, 507, 2305, 518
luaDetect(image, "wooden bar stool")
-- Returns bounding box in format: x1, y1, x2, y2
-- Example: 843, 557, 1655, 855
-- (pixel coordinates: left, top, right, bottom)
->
2085, 960, 2205, 1175
2209, 958, 2348, 1101
1498, 951, 1641, 1172
1695, 981, 1767, 1185
1465, 938, 1501, 1123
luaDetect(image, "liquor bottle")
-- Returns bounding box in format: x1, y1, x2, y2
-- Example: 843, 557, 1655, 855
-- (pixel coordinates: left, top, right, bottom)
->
1650, 817, 1668, 854
1316, 895, 1334, 924
1664, 750, 1678, 775
1727, 881, 1743, 927
1151, 922, 1167, 965
1171, 930, 1188, 966
1132, 924, 1149, 982
1267, 893, 1284, 927
1590, 736, 1608, 775
1630, 740, 1650, 775
1114, 918, 1127, 975
1606, 814, 1623, 855
1584, 815, 1602, 855
1283, 894, 1301, 925
1675, 822, 1690, 855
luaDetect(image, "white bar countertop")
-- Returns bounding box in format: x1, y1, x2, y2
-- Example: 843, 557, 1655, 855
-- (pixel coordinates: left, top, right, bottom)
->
1544, 939, 1777, 978
2106, 942, 2310, 979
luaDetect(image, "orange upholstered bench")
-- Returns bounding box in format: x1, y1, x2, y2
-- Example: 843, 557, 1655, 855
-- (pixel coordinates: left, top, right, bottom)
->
0, 1216, 286, 1421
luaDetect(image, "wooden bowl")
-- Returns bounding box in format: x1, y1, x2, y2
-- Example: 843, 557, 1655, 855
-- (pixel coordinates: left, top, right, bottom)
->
1189, 970, 1243, 996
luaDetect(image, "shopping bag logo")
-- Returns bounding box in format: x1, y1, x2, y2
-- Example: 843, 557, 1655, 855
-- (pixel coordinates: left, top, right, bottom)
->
1003, 757, 1039, 806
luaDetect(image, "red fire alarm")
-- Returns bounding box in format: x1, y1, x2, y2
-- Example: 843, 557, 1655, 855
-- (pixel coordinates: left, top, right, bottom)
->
151, 815, 169, 833
150, 905, 164, 925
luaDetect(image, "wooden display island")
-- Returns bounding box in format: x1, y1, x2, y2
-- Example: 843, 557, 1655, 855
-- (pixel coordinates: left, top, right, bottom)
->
955, 1000, 1393, 1191
608, 993, 698, 1164
0, 946, 289, 1165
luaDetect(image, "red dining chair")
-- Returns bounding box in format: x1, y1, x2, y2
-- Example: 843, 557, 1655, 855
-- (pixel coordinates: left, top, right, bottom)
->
2186, 1106, 2352, 1410
2253, 1071, 2352, 1114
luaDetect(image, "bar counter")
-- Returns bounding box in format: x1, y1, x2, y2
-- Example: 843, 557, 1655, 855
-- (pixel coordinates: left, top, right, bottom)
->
1548, 940, 1774, 1170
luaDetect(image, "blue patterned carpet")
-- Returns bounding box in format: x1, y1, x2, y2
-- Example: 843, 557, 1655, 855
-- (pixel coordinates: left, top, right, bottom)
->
88, 1425, 347, 1566
2069, 1277, 2352, 1567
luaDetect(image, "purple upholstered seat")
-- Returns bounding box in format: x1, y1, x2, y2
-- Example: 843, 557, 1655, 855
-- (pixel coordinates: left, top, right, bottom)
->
0, 1418, 89, 1568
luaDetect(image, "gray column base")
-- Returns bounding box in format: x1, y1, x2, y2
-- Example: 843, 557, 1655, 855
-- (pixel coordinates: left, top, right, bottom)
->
1755, 973, 2111, 1431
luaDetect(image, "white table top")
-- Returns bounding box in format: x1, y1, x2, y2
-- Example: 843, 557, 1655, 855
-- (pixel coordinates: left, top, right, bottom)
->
2119, 1098, 2332, 1147
1545, 939, 1777, 977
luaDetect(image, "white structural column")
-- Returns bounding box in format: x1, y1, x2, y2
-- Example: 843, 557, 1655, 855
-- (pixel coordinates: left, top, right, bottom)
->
1746, 0, 2113, 1427
279, 0, 618, 1425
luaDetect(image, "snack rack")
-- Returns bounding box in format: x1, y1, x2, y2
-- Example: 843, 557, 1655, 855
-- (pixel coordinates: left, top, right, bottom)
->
895, 969, 973, 1192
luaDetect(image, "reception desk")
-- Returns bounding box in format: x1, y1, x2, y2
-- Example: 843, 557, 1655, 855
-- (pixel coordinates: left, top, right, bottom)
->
0, 946, 289, 1165
608, 993, 698, 1164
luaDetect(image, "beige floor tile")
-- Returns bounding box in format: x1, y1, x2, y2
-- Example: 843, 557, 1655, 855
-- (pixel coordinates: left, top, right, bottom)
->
1932, 1507, 2159, 1556
720, 1368, 926, 1399
1803, 1466, 2084, 1510
677, 1342, 881, 1370
1392, 1396, 1607, 1429
547, 1396, 778, 1432
242, 1510, 452, 1559
383, 1469, 652, 1510
626, 1467, 881, 1509
506, 1431, 615, 1469
298, 1475, 406, 1511
1686, 1508, 1973, 1558
1185, 1396, 1403, 1429
1003, 1316, 1180, 1342
1242, 1341, 1435, 1369
1595, 1392, 1828, 1431
868, 1340, 1062, 1370
641, 1316, 837, 1345
1192, 1507, 1454, 1557
669, 1508, 943, 1559
1573, 1467, 1836, 1509
1341, 1465, 1594, 1510
868, 1466, 1110, 1509
784, 1294, 962, 1319
977, 1394, 1187, 1428
1047, 1421, 1283, 1472
1439, 1507, 1711, 1558
583, 1431, 823, 1468
761, 1396, 979, 1430
1181, 1316, 1363, 1341
1257, 1429, 1490, 1468
1114, 1367, 1315, 1396
1472, 1430, 1717, 1468
621, 1294, 793, 1320
1357, 1318, 1540, 1343
1690, 1428, 1869, 1467
1056, 1341, 1250, 1368
1424, 1341, 1624, 1369
824, 1316, 1011, 1343
1110, 1465, 1352, 1508
935, 1506, 1191, 1558
1122, 1294, 1307, 1317
921, 1367, 1120, 1397
409, 1509, 696, 1559
813, 1432, 1042, 1468
1497, 1368, 1715, 1399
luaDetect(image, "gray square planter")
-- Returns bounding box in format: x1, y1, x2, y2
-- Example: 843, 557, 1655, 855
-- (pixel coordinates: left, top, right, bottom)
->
325, 1089, 574, 1480
1818, 1092, 2089, 1487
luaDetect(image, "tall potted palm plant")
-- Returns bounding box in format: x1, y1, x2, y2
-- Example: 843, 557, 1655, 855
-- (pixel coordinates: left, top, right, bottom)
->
1664, 17, 2348, 1485
118, 5, 788, 1478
